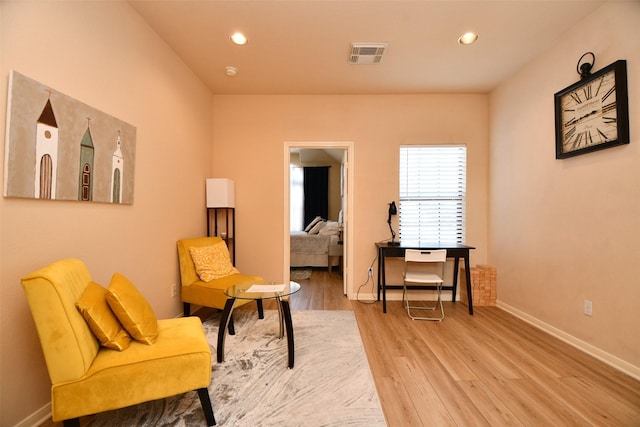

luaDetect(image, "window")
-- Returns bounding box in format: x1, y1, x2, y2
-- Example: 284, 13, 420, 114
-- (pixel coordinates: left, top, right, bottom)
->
290, 166, 304, 231
399, 145, 467, 244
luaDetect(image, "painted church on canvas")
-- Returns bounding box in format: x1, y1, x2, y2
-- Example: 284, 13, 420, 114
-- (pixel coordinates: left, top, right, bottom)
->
34, 98, 59, 199
4, 71, 136, 204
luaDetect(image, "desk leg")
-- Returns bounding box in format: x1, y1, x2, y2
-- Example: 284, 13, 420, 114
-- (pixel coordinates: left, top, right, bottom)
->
279, 298, 295, 369
464, 254, 474, 315
377, 249, 382, 302
452, 257, 460, 302
380, 248, 388, 313
217, 297, 236, 363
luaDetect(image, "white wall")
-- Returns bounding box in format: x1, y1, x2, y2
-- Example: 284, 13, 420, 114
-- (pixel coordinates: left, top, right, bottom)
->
211, 94, 490, 293
0, 2, 213, 425
489, 2, 640, 372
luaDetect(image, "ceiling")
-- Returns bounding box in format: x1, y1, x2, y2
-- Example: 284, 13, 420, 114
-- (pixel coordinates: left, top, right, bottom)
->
129, 0, 607, 95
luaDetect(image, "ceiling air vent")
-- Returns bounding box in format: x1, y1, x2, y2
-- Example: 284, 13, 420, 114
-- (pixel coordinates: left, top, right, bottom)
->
349, 43, 388, 64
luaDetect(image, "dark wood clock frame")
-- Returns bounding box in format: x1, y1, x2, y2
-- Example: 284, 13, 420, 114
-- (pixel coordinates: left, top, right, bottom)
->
554, 59, 629, 159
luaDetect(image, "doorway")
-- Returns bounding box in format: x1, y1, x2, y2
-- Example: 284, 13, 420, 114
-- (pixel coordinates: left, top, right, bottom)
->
284, 142, 353, 296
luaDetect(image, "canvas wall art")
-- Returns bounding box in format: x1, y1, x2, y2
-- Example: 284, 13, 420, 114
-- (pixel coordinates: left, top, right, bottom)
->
3, 71, 136, 204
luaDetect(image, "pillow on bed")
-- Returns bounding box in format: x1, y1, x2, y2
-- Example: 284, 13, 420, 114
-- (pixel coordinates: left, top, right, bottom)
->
308, 220, 326, 234
304, 216, 324, 232
319, 221, 339, 235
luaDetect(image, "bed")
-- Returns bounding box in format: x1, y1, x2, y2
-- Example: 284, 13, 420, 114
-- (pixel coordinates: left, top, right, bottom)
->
290, 219, 341, 270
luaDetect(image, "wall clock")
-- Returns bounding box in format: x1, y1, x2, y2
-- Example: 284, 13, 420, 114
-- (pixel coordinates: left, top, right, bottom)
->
554, 58, 629, 159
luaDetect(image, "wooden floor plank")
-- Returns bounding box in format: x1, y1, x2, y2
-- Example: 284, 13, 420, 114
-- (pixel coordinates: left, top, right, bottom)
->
456, 380, 525, 426
560, 376, 640, 426
446, 317, 528, 380
375, 375, 424, 426
402, 336, 491, 427
392, 354, 458, 426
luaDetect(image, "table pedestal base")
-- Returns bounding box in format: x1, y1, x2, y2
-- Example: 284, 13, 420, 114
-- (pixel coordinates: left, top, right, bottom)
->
217, 298, 294, 369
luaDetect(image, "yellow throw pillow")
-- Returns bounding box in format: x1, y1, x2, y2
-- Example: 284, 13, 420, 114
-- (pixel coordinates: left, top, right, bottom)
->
76, 281, 132, 351
106, 273, 158, 345
189, 241, 239, 282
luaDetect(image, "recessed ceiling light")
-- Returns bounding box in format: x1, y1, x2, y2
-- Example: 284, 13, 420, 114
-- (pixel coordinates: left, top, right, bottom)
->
225, 66, 238, 77
230, 32, 247, 45
458, 32, 479, 45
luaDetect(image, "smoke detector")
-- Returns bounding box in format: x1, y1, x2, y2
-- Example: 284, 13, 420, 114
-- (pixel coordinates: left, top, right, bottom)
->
348, 43, 388, 64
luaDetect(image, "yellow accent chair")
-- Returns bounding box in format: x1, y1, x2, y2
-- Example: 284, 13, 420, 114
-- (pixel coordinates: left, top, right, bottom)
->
21, 258, 216, 426
177, 236, 264, 323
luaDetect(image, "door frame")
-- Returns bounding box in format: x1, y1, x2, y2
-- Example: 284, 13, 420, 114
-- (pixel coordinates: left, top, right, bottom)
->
283, 141, 354, 296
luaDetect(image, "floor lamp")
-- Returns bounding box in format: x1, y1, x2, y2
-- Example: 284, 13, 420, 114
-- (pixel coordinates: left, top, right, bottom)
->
206, 178, 236, 261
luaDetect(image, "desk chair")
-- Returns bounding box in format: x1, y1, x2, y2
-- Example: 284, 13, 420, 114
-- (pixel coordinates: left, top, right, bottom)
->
403, 249, 447, 321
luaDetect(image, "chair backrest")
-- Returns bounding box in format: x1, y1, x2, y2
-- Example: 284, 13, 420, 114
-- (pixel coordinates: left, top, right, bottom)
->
405, 249, 447, 264
21, 259, 99, 385
177, 236, 224, 287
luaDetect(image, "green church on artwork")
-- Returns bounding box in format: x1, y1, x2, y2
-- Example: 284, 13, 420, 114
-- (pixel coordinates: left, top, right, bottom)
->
78, 123, 95, 201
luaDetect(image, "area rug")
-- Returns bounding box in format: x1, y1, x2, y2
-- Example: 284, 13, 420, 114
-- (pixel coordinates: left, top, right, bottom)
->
88, 310, 386, 426
290, 268, 312, 280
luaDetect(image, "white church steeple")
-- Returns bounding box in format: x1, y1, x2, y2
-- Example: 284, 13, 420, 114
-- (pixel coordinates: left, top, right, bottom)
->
111, 131, 124, 203
34, 97, 58, 199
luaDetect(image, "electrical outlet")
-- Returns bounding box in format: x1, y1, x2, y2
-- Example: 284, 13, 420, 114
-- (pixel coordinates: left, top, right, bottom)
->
171, 283, 178, 298
584, 299, 592, 316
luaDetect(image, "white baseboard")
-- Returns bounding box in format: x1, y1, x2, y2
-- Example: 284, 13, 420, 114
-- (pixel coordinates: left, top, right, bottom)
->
497, 300, 640, 381
15, 402, 51, 427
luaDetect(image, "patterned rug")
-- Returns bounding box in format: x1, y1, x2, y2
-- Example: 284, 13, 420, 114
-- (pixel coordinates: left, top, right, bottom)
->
88, 310, 386, 426
289, 268, 312, 280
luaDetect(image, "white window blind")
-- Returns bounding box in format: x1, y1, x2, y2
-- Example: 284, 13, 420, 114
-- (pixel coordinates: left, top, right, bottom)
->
399, 145, 467, 244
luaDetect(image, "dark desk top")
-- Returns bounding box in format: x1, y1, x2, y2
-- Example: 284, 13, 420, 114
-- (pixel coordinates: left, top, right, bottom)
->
376, 241, 475, 250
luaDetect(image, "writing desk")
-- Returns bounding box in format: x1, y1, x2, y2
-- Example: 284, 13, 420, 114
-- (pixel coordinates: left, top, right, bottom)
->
376, 242, 476, 315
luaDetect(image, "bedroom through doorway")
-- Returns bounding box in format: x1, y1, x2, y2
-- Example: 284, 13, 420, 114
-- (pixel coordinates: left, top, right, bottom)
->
285, 142, 353, 297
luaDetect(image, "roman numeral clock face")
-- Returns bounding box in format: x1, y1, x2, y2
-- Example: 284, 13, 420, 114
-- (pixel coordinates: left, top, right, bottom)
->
561, 70, 617, 151
555, 60, 629, 159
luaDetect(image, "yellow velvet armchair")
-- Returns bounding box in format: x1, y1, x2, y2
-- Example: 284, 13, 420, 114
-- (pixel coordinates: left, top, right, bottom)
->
21, 258, 216, 426
177, 236, 264, 320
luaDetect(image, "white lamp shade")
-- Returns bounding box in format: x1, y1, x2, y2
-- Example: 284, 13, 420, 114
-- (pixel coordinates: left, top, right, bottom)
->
206, 178, 235, 208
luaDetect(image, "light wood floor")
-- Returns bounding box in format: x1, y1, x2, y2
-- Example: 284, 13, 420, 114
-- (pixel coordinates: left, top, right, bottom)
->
41, 269, 640, 426
297, 270, 640, 426
354, 300, 640, 426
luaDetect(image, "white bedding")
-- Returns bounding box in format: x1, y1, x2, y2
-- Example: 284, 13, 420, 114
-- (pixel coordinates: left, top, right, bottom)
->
290, 231, 336, 254
290, 229, 340, 268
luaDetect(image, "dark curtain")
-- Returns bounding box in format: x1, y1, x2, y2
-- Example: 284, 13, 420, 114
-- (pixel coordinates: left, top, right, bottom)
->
303, 166, 329, 227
